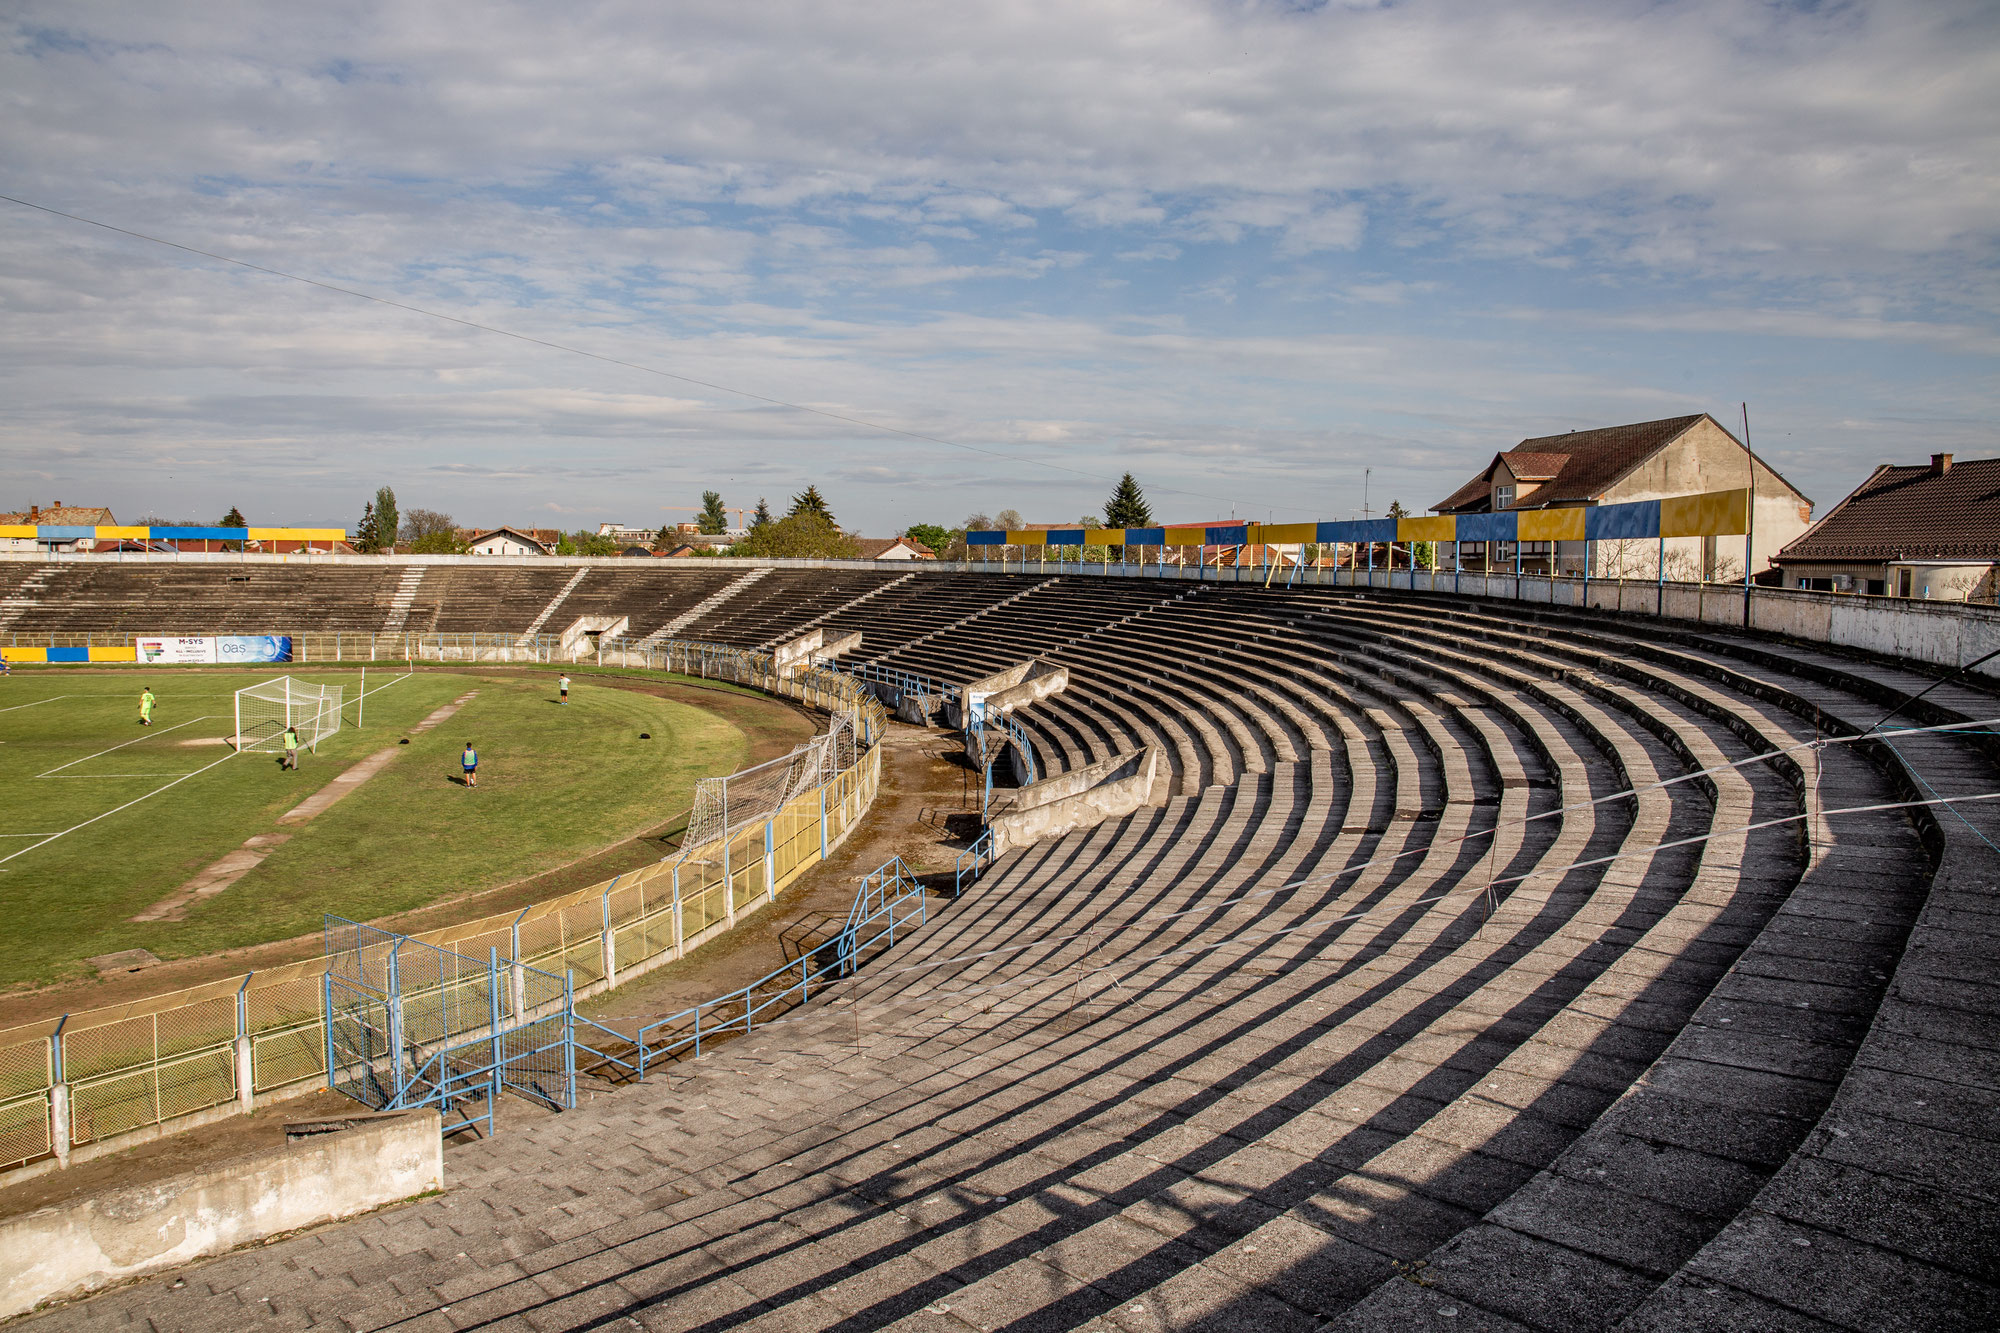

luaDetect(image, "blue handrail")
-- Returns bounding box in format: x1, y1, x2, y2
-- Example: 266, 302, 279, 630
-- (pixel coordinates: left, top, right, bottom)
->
954, 829, 994, 895
622, 853, 929, 1075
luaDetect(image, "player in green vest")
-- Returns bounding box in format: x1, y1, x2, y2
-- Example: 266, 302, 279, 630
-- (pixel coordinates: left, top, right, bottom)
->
282, 726, 301, 770
139, 687, 155, 727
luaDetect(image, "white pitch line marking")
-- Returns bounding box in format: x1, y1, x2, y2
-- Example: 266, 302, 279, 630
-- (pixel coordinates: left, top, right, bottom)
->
0, 695, 69, 713
0, 749, 241, 866
35, 716, 211, 777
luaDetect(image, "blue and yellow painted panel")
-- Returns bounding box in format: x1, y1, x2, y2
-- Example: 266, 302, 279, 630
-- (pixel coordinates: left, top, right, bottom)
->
1660, 488, 1748, 538
1517, 509, 1587, 542
1, 645, 139, 664
1397, 516, 1456, 543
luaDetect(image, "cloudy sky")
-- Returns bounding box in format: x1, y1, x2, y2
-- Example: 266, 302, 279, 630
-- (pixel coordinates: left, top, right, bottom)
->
3, 0, 1996, 536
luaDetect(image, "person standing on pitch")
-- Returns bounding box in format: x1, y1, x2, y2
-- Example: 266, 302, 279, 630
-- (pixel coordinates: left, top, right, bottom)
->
461, 740, 479, 788
139, 686, 155, 727
282, 725, 301, 771
559, 673, 570, 705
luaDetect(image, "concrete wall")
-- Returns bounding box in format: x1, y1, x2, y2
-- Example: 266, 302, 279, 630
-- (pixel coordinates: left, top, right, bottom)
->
990, 747, 1161, 858
0, 1110, 442, 1320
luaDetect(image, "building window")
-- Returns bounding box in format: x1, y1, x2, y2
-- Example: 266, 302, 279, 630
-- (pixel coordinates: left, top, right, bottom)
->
1495, 485, 1516, 509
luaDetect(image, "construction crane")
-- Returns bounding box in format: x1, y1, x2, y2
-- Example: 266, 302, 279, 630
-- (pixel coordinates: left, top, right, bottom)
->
658, 505, 749, 530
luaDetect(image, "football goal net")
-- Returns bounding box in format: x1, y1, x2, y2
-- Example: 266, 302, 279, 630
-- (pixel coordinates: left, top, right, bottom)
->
234, 677, 344, 753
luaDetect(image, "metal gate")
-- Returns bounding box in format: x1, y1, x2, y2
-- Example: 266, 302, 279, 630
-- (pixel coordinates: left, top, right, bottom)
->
323, 918, 574, 1138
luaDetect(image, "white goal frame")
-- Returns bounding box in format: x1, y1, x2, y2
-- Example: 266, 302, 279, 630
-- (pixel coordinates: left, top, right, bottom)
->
234, 676, 344, 753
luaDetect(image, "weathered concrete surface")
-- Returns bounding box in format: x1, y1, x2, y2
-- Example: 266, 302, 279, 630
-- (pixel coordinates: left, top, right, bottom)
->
985, 662, 1070, 716
989, 745, 1160, 857
774, 627, 863, 676
0, 1110, 441, 1319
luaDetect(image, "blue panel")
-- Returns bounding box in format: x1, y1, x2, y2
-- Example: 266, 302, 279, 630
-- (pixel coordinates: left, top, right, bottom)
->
46, 646, 88, 663
1205, 524, 1248, 545
1456, 512, 1518, 543
966, 530, 1005, 546
1124, 527, 1164, 546
1045, 529, 1085, 546
38, 526, 95, 540
152, 526, 242, 541
1584, 499, 1659, 541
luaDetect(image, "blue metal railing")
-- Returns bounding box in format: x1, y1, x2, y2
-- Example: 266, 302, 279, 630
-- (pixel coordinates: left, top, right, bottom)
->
606, 853, 929, 1075
838, 660, 961, 705
955, 829, 994, 895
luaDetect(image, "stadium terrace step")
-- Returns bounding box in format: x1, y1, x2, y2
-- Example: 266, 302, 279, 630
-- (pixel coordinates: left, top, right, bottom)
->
512, 566, 590, 645
637, 566, 771, 648
10, 570, 1996, 1331
379, 565, 427, 633
756, 570, 915, 650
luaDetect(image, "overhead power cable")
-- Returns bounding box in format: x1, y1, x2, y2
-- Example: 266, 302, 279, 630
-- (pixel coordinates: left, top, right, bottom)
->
0, 192, 1319, 517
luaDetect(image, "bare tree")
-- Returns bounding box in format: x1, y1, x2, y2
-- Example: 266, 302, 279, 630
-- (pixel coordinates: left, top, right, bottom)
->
399, 507, 456, 542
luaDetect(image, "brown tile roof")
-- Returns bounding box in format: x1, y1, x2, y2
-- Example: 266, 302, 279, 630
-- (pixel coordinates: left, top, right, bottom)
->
1433, 415, 1710, 512
0, 505, 116, 526
1778, 457, 2000, 563
1498, 451, 1569, 480
1433, 473, 1494, 515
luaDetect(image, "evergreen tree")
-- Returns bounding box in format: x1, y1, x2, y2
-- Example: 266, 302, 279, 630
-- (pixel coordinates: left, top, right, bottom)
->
751, 497, 773, 528
372, 486, 399, 553
789, 485, 835, 526
218, 506, 247, 528
353, 500, 377, 553
698, 490, 728, 534
1103, 473, 1153, 529
654, 523, 676, 549
1386, 499, 1408, 519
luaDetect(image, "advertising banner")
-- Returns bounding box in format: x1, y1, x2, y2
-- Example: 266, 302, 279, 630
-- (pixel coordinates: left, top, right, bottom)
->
137, 636, 218, 665
216, 635, 293, 664
136, 635, 292, 665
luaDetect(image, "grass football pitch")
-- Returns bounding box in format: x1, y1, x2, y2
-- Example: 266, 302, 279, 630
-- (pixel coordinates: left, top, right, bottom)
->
0, 667, 746, 989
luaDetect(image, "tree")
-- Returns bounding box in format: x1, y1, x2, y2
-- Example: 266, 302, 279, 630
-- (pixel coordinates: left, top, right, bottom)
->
655, 523, 676, 550
352, 500, 378, 553
789, 486, 836, 526
698, 490, 728, 535
963, 512, 994, 532
994, 508, 1023, 532
409, 530, 467, 555
400, 508, 456, 544
556, 529, 619, 557
904, 523, 951, 554
218, 506, 247, 529
1103, 473, 1153, 529
751, 497, 773, 528
730, 512, 859, 560
371, 487, 399, 553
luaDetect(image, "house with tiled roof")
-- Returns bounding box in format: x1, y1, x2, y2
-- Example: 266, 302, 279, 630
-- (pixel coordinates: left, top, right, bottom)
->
1432, 414, 1812, 579
856, 536, 935, 561
0, 503, 116, 553
1774, 453, 2000, 601
464, 526, 554, 557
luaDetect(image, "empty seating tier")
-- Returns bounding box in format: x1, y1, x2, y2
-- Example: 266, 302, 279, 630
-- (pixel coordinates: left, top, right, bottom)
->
13, 565, 1993, 1331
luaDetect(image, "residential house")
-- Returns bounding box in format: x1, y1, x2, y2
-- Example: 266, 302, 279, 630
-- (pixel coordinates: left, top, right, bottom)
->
0, 503, 116, 553
856, 536, 936, 561
1774, 453, 2000, 601
465, 527, 555, 557
1431, 414, 1813, 579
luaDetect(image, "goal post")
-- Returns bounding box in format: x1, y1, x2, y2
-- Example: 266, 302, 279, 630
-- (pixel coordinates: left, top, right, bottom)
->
234, 676, 345, 753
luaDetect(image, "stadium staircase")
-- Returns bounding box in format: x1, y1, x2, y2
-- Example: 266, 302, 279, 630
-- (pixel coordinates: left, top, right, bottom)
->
14, 570, 1995, 1331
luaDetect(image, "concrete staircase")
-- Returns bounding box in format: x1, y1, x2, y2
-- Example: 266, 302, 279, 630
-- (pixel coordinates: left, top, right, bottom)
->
379, 566, 427, 634
636, 567, 771, 649
513, 567, 590, 646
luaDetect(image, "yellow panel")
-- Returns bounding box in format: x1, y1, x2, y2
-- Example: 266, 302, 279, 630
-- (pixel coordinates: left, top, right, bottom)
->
248, 527, 349, 542
1257, 523, 1318, 544
1160, 528, 1208, 546
1397, 516, 1456, 543
96, 526, 149, 540
1517, 508, 1587, 542
1659, 488, 1749, 539
89, 646, 138, 662
1010, 530, 1046, 546
0, 526, 35, 540
0, 646, 47, 663
1084, 528, 1124, 546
